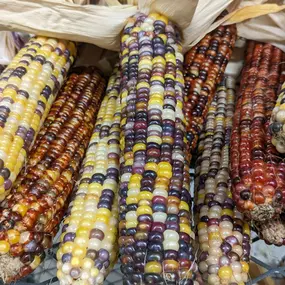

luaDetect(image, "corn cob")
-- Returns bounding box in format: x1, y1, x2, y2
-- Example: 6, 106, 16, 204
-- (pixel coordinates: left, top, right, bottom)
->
230, 41, 285, 244
270, 56, 285, 153
195, 77, 250, 285
118, 13, 197, 285
0, 36, 77, 201
0, 68, 104, 282
183, 25, 237, 159
56, 66, 121, 285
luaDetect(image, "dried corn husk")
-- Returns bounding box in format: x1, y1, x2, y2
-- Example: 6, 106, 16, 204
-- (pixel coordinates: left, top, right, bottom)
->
225, 1, 285, 52
0, 0, 137, 51
0, 0, 284, 52
0, 0, 199, 51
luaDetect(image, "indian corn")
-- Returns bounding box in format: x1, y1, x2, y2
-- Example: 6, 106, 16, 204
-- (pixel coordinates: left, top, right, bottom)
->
0, 36, 77, 200
0, 67, 104, 282
195, 77, 250, 285
230, 41, 285, 245
183, 25, 236, 158
56, 66, 121, 285
118, 13, 197, 285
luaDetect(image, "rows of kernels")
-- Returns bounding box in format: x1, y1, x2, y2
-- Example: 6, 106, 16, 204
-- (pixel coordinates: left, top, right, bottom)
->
57, 67, 121, 285
0, 36, 77, 200
195, 77, 250, 285
118, 13, 197, 284
0, 68, 104, 282
230, 42, 285, 229
183, 25, 237, 158
270, 55, 285, 153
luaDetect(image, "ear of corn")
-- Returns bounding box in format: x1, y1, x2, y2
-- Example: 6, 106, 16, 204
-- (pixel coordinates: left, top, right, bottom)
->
195, 77, 250, 285
56, 66, 121, 285
0, 68, 104, 282
0, 36, 77, 201
230, 41, 285, 245
118, 13, 197, 285
183, 25, 237, 159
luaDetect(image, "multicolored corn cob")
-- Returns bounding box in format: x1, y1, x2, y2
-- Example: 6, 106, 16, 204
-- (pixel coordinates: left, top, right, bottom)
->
56, 66, 121, 285
0, 36, 77, 201
230, 41, 285, 244
0, 68, 104, 282
118, 13, 197, 285
195, 77, 250, 285
183, 25, 237, 158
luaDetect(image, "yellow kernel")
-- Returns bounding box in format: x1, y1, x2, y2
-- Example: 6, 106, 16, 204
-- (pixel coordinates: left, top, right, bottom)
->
198, 222, 207, 230
152, 56, 166, 65
180, 224, 191, 235
208, 232, 221, 240
138, 191, 153, 201
12, 204, 28, 216
72, 245, 86, 259
0, 241, 10, 254
129, 174, 142, 184
218, 266, 233, 279
96, 215, 109, 224
179, 201, 189, 211
76, 227, 90, 237
71, 257, 81, 267
7, 229, 20, 244
0, 176, 4, 186
97, 208, 111, 217
149, 97, 163, 106
221, 209, 233, 217
30, 255, 41, 270
137, 205, 153, 216
126, 220, 138, 229
133, 143, 146, 153
243, 223, 250, 236
126, 196, 138, 205
158, 162, 172, 179
145, 162, 158, 172
241, 261, 249, 273
62, 241, 74, 254
145, 261, 162, 274
90, 267, 99, 277
82, 258, 94, 271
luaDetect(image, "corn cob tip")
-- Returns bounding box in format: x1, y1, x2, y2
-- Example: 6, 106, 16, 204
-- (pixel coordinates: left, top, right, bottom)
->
0, 255, 22, 283
257, 218, 285, 245
250, 204, 275, 222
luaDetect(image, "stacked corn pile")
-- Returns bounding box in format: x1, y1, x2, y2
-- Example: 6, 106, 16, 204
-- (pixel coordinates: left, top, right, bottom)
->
0, 36, 77, 201
0, 68, 104, 282
195, 77, 250, 285
183, 25, 237, 159
118, 13, 197, 285
56, 66, 121, 285
230, 41, 285, 245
